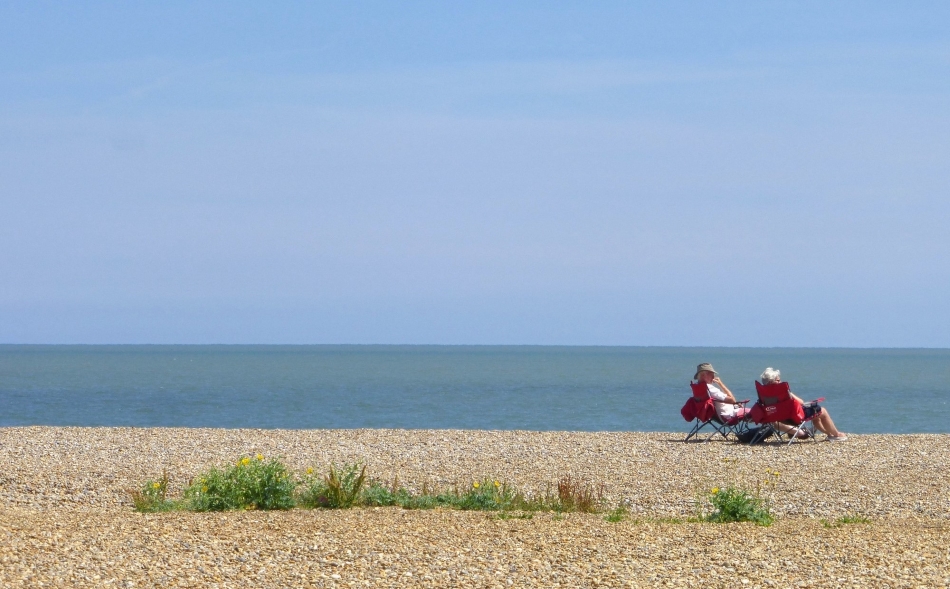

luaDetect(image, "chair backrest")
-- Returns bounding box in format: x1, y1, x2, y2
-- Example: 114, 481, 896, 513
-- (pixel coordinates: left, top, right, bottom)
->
690, 382, 710, 400
682, 382, 716, 422
751, 381, 804, 424
754, 381, 791, 405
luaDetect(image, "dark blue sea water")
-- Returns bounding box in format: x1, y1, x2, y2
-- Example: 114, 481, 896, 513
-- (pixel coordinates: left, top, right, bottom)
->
0, 345, 947, 433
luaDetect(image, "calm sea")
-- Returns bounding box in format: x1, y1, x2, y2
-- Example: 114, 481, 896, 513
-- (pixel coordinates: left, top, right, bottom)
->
0, 345, 947, 433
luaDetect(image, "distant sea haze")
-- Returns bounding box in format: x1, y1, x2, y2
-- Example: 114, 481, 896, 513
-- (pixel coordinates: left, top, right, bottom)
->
1, 345, 947, 434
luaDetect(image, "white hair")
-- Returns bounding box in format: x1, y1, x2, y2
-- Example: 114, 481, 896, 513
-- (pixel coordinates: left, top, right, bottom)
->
760, 367, 781, 385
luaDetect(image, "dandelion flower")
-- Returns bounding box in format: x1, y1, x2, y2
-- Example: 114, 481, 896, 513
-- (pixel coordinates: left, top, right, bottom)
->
241, 457, 251, 465
152, 482, 161, 489
473, 482, 480, 489
711, 487, 719, 494
256, 453, 264, 461
494, 480, 500, 488
306, 467, 314, 475
202, 486, 208, 493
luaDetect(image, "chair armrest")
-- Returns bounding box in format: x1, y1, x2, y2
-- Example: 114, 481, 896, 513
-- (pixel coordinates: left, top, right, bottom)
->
734, 399, 750, 405
808, 397, 826, 404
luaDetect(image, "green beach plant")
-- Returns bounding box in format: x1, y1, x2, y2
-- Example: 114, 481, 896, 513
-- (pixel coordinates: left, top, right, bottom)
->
702, 485, 773, 526
456, 479, 516, 510
185, 454, 296, 511
821, 515, 871, 528
299, 463, 367, 508
131, 471, 179, 512
360, 477, 522, 511
604, 505, 629, 523
360, 480, 409, 507
496, 512, 534, 520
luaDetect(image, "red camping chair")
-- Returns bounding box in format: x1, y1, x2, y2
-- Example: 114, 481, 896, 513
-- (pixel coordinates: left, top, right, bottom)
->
682, 383, 750, 442
749, 381, 825, 446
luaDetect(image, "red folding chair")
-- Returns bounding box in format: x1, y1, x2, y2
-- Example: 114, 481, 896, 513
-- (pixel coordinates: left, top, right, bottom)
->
749, 381, 825, 446
681, 383, 750, 442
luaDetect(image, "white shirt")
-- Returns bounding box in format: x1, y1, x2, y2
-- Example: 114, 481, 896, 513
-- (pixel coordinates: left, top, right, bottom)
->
705, 383, 737, 419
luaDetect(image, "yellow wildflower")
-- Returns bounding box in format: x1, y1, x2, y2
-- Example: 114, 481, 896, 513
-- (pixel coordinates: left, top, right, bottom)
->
711, 487, 719, 494
202, 486, 208, 493
473, 482, 480, 489
152, 482, 161, 489
494, 480, 500, 488
306, 467, 314, 475
241, 457, 251, 466
256, 453, 264, 461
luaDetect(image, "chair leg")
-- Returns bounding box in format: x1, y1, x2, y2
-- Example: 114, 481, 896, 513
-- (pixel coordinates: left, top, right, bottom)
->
705, 420, 731, 442
770, 423, 793, 444
708, 424, 722, 442
786, 426, 801, 447
785, 420, 818, 446
685, 423, 699, 442
685, 420, 703, 442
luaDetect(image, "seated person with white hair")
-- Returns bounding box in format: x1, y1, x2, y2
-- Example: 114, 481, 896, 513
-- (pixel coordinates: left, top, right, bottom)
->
759, 367, 848, 442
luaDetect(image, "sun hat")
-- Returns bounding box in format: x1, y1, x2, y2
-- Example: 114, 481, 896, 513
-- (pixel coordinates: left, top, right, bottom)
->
694, 362, 717, 380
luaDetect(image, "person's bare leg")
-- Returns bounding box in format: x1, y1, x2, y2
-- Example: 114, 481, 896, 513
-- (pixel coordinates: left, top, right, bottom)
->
774, 422, 809, 438
815, 410, 843, 437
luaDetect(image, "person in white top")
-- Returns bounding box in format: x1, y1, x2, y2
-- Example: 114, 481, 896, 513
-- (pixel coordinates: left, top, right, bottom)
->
694, 363, 749, 421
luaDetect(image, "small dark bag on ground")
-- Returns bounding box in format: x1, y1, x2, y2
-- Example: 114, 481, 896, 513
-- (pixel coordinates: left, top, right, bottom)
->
735, 425, 774, 445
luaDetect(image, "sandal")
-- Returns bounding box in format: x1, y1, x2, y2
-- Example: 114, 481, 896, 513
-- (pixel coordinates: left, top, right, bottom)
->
826, 434, 848, 442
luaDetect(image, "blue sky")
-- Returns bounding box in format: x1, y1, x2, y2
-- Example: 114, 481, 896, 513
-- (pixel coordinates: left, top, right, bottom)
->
2, 2, 949, 346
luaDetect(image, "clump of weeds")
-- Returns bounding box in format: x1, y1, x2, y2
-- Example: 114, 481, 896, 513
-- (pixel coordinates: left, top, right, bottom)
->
130, 471, 179, 512
299, 463, 367, 509
604, 505, 629, 523
821, 515, 871, 528
185, 454, 296, 511
701, 485, 773, 526
554, 476, 605, 513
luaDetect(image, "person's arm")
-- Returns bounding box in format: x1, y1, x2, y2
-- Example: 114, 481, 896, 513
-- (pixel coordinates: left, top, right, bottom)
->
712, 377, 739, 403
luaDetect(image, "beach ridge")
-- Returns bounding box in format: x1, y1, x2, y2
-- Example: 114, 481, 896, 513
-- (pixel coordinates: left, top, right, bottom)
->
3, 427, 948, 587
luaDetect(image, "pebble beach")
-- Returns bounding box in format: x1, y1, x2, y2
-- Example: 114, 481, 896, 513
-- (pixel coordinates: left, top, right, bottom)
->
2, 427, 949, 587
